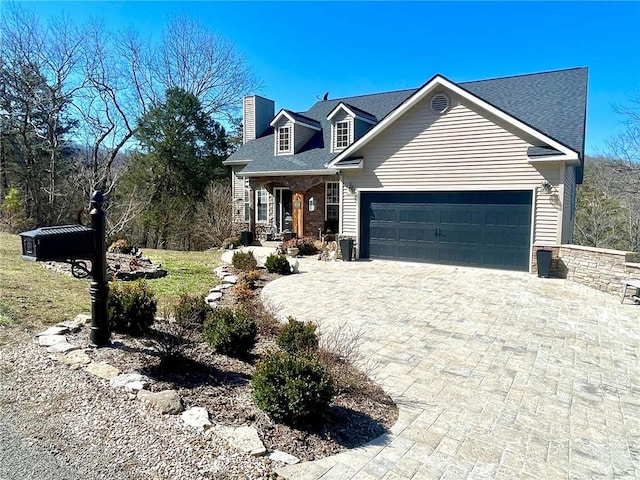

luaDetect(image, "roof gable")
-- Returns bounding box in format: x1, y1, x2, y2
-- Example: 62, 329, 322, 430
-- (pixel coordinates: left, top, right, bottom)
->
328, 71, 585, 168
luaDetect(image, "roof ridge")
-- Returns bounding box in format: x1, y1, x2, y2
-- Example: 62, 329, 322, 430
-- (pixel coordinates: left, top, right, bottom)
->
460, 66, 588, 85
323, 87, 417, 104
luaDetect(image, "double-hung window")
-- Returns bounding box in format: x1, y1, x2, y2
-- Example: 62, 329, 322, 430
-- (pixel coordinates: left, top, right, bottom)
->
278, 126, 291, 154
256, 187, 268, 223
325, 182, 340, 230
334, 121, 350, 150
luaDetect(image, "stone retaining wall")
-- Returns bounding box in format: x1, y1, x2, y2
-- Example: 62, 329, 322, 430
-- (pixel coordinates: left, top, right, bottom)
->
533, 244, 640, 295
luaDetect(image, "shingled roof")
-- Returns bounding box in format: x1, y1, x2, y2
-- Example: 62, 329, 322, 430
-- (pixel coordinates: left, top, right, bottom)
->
226, 67, 588, 176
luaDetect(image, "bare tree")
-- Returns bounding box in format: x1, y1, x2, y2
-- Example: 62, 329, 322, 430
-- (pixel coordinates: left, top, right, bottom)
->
0, 3, 84, 224
154, 15, 260, 120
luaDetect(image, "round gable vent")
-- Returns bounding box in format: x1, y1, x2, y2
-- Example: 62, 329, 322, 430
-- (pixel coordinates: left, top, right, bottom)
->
430, 93, 450, 114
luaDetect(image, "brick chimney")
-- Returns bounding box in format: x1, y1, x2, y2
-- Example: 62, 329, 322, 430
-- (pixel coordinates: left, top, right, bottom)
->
243, 95, 275, 144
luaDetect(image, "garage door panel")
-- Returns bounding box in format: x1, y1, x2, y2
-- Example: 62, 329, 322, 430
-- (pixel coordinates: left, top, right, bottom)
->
361, 191, 532, 271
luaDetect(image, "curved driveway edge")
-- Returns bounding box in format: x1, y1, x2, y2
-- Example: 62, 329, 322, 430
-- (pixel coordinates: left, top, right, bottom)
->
262, 258, 640, 480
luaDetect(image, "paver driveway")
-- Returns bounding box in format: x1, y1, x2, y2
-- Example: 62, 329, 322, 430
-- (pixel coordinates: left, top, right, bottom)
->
262, 258, 640, 480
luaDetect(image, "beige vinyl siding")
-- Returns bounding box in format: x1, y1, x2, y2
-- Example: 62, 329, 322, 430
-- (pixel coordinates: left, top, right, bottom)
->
341, 185, 357, 236
232, 166, 247, 222
294, 125, 316, 152
242, 96, 274, 144
344, 95, 561, 245
562, 166, 576, 243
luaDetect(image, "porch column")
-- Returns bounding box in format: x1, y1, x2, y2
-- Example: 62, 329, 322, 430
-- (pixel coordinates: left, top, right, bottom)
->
292, 191, 304, 237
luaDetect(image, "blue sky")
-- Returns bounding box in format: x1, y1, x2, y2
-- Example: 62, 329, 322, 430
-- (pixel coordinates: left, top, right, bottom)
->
14, 1, 640, 155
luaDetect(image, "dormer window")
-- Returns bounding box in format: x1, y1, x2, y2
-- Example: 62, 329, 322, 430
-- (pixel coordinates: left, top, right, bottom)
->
335, 121, 350, 150
278, 126, 291, 154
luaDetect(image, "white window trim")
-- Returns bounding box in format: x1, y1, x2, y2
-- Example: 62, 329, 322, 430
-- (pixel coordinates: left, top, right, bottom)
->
255, 187, 269, 224
276, 125, 292, 155
332, 119, 352, 152
325, 181, 340, 223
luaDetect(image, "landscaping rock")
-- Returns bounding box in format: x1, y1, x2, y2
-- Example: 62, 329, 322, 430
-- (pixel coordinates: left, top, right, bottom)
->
287, 258, 300, 274
37, 335, 67, 347
35, 326, 69, 337
46, 341, 79, 354
205, 292, 223, 303
55, 350, 91, 366
210, 284, 233, 292
56, 314, 91, 333
268, 450, 300, 465
137, 389, 184, 415
124, 381, 148, 392
213, 266, 229, 279
181, 407, 212, 430
214, 424, 266, 456
222, 275, 238, 285
85, 362, 120, 380
110, 373, 149, 390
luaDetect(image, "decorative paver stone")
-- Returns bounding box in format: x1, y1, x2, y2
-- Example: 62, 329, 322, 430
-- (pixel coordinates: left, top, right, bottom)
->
181, 407, 212, 430
137, 389, 184, 414
214, 424, 266, 456
85, 362, 120, 380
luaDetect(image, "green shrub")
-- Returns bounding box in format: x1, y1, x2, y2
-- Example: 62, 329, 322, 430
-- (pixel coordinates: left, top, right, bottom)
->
202, 307, 257, 357
108, 281, 157, 336
174, 293, 207, 327
252, 351, 334, 425
232, 250, 258, 272
264, 254, 291, 275
277, 317, 318, 353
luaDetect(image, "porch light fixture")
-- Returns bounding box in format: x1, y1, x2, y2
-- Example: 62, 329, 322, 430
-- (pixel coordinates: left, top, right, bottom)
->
540, 180, 552, 194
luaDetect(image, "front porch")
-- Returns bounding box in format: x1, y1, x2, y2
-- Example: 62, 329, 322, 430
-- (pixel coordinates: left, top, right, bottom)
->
238, 174, 340, 242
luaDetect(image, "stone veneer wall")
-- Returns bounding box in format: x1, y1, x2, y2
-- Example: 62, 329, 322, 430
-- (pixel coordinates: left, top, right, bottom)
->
533, 244, 640, 295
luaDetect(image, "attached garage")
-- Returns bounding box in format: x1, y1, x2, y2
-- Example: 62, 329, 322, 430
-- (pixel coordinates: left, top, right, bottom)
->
359, 191, 532, 271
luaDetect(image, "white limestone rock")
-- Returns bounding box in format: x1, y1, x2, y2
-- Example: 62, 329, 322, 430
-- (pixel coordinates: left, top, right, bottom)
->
205, 291, 223, 303
110, 373, 149, 389
213, 266, 228, 280
124, 381, 148, 392
35, 326, 69, 337
268, 450, 300, 465
181, 407, 212, 430
38, 335, 67, 347
222, 275, 237, 285
46, 341, 79, 354
214, 424, 266, 456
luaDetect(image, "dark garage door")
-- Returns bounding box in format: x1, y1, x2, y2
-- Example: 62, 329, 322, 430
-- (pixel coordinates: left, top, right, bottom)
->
360, 191, 532, 271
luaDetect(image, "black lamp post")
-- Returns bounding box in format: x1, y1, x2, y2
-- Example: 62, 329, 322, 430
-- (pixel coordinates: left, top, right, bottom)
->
88, 191, 110, 346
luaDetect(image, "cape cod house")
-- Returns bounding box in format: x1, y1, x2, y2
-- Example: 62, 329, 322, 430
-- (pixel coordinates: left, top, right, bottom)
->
223, 67, 588, 272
